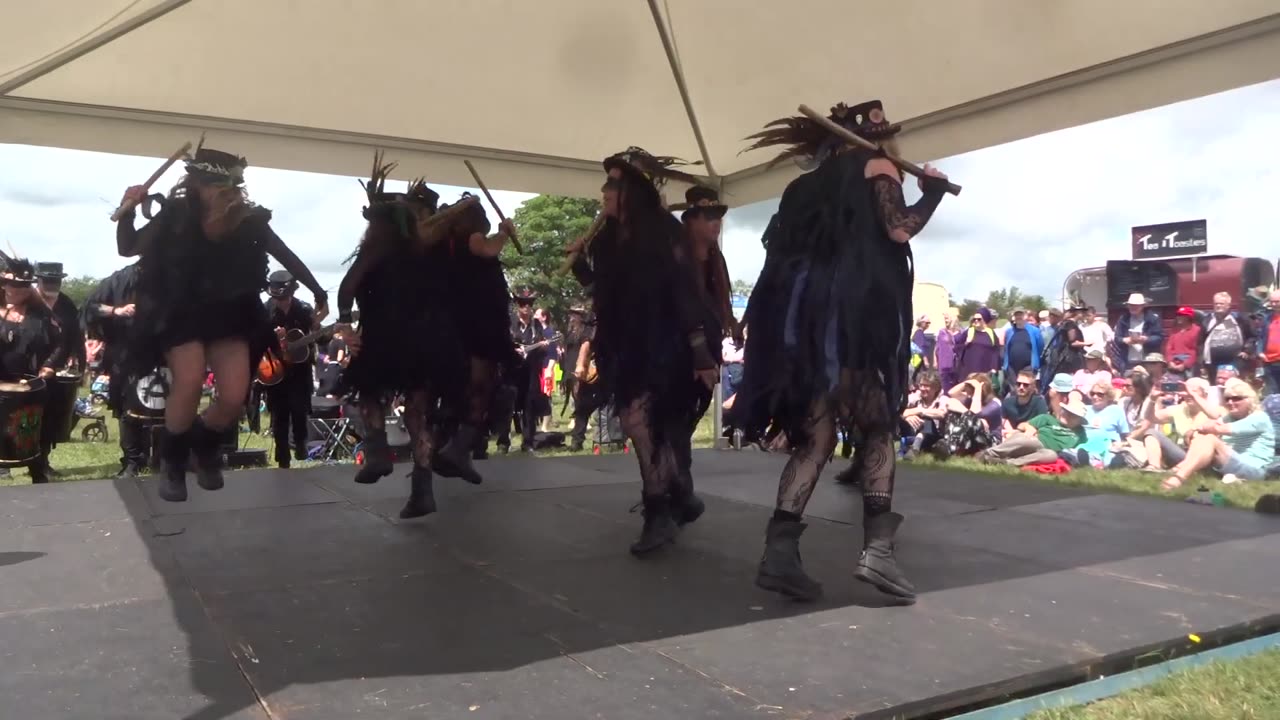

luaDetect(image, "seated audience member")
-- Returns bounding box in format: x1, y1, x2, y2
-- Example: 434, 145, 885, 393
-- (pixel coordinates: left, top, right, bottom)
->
979, 400, 1087, 467
1079, 381, 1129, 467
1047, 373, 1081, 416
946, 373, 1003, 439
1002, 368, 1048, 433
1141, 377, 1215, 470
1072, 348, 1112, 393
1162, 378, 1275, 490
900, 370, 948, 457
1139, 353, 1167, 385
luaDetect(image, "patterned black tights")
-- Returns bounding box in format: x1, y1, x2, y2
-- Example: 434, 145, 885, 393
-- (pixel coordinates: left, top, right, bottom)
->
618, 394, 679, 498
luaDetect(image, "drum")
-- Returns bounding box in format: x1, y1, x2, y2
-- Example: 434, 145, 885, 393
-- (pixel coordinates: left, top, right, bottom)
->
47, 371, 84, 443
126, 368, 171, 424
311, 396, 342, 420
0, 379, 47, 468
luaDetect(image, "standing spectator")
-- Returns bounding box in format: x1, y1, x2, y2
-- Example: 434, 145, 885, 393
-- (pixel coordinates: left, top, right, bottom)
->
935, 312, 961, 392
1001, 308, 1043, 393
955, 307, 1001, 383
1042, 307, 1086, 391
912, 315, 936, 373
1259, 290, 1280, 394
1199, 292, 1254, 377
1038, 308, 1061, 349
1079, 305, 1115, 359
1165, 306, 1202, 378
1112, 293, 1164, 373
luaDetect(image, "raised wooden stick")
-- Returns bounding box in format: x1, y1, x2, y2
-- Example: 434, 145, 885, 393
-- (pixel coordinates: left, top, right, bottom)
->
463, 160, 523, 253
558, 212, 606, 274
798, 105, 961, 196
109, 141, 193, 221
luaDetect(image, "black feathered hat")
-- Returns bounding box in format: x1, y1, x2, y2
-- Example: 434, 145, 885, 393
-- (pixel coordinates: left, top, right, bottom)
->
0, 250, 36, 284
512, 286, 537, 305
602, 146, 707, 191
672, 185, 728, 221
184, 136, 248, 186
742, 99, 901, 170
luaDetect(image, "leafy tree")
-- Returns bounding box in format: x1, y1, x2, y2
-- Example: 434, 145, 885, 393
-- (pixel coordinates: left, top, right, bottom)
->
59, 275, 98, 307
731, 279, 754, 297
503, 195, 600, 325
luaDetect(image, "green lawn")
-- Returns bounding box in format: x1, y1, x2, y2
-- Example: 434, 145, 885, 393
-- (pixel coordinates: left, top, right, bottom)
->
1026, 648, 1280, 720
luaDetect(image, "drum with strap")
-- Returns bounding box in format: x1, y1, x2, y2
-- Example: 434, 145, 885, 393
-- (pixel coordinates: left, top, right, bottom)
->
0, 378, 47, 468
46, 371, 84, 443
126, 368, 171, 424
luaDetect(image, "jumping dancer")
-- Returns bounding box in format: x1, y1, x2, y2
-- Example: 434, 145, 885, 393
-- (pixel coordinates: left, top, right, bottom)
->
732, 100, 951, 602
565, 147, 721, 555
115, 143, 328, 502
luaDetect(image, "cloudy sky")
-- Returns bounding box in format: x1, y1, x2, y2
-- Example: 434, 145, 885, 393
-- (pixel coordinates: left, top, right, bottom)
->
2, 78, 1277, 307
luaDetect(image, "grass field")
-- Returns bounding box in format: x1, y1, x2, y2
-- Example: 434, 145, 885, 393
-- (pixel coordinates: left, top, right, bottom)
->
1026, 648, 1280, 720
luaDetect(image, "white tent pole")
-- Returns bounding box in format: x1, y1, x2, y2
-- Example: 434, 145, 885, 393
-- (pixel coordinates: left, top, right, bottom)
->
646, 0, 717, 177
0, 0, 195, 96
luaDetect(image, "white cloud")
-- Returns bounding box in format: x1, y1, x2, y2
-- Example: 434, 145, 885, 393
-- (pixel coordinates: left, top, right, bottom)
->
2, 78, 1277, 309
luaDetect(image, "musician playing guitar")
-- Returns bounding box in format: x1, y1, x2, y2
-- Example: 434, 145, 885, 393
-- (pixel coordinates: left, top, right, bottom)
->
507, 287, 552, 453
263, 269, 318, 468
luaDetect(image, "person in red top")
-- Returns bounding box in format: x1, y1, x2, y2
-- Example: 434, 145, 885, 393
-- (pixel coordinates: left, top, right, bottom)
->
1258, 289, 1280, 394
1165, 306, 1202, 378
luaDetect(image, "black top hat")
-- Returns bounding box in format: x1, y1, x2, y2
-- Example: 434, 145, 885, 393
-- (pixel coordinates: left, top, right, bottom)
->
830, 100, 901, 140
185, 145, 248, 186
512, 287, 537, 304
675, 185, 728, 220
34, 261, 67, 280
405, 179, 440, 214
267, 269, 297, 297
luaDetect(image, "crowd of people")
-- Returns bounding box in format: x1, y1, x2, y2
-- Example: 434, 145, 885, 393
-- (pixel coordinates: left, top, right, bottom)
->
895, 292, 1280, 490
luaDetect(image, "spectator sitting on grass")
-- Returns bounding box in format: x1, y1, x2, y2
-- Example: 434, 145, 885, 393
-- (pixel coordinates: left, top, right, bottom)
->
1079, 380, 1129, 467
1073, 348, 1112, 393
1162, 378, 1275, 490
1002, 368, 1048, 434
1140, 377, 1216, 471
979, 399, 1087, 467
900, 369, 948, 458
1046, 373, 1082, 418
945, 372, 1004, 444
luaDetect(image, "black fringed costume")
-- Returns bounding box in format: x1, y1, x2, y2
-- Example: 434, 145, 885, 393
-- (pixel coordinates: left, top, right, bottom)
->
570, 147, 721, 555
732, 100, 949, 603
335, 157, 471, 518
116, 144, 326, 503
82, 263, 151, 475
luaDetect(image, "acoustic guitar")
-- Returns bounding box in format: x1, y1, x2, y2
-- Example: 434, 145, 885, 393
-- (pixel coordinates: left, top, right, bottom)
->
518, 332, 563, 356
257, 324, 337, 387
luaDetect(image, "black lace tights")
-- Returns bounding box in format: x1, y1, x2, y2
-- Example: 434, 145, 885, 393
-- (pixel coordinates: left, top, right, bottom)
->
358, 391, 437, 469
776, 373, 898, 518
618, 394, 680, 498
464, 358, 498, 427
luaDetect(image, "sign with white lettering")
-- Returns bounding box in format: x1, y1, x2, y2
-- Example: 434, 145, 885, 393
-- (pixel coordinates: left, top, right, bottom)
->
1131, 219, 1208, 260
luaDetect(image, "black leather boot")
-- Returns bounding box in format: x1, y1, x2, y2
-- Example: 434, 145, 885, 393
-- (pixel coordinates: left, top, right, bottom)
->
159, 430, 190, 502
629, 494, 678, 556
434, 423, 483, 485
399, 467, 437, 519
755, 516, 823, 601
355, 430, 394, 484
853, 512, 916, 602
189, 418, 225, 491
669, 478, 705, 527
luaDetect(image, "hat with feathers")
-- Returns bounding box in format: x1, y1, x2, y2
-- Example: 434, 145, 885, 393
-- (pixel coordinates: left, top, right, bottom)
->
742, 99, 901, 170
602, 147, 707, 190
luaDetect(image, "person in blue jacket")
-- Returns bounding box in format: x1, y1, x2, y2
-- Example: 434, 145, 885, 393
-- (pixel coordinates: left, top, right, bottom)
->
1001, 308, 1044, 393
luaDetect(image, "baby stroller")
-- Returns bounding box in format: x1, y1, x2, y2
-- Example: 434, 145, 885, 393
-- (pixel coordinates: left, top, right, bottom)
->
70, 397, 109, 443
89, 374, 110, 406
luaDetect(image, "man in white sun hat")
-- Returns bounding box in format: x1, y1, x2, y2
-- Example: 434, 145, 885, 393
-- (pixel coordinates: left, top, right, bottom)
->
1112, 292, 1163, 374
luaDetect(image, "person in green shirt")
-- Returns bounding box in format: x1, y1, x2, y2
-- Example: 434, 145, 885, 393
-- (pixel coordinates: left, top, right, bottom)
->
979, 402, 1086, 466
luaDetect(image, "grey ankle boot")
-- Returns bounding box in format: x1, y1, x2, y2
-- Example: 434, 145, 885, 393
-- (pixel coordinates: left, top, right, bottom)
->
755, 516, 823, 601
434, 423, 483, 485
853, 512, 916, 602
399, 467, 437, 519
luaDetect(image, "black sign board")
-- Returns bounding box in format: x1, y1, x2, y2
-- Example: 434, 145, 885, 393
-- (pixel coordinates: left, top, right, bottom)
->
1131, 219, 1207, 260
1105, 261, 1178, 307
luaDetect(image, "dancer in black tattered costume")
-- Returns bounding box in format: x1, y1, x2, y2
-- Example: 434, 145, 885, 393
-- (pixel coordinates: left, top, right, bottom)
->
731, 101, 951, 602
115, 144, 328, 502
82, 263, 150, 477
566, 148, 721, 555
334, 157, 515, 518
432, 195, 518, 484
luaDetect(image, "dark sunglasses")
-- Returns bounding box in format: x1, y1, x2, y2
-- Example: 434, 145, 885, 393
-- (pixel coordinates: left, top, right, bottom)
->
1223, 395, 1246, 402
1089, 391, 1108, 398
1015, 382, 1033, 388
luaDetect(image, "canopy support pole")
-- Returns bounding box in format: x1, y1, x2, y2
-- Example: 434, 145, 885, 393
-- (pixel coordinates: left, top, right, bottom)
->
0, 0, 194, 96
646, 0, 717, 177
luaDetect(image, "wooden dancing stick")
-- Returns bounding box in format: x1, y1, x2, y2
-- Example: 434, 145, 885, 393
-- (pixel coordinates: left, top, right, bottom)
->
558, 212, 606, 274
463, 160, 523, 253
797, 105, 962, 196
109, 141, 193, 221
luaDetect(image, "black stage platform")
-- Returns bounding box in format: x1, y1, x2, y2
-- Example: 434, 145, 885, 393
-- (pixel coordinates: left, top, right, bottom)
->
1, 451, 1278, 720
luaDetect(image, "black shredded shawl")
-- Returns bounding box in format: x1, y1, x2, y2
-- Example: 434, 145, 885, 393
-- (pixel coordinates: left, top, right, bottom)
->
731, 149, 914, 445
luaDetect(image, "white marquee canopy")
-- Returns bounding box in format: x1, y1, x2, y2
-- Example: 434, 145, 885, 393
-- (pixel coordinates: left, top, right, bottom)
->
2, 1, 1278, 204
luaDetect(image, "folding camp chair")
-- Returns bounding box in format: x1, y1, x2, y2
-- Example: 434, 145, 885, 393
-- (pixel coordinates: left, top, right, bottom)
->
307, 397, 358, 462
